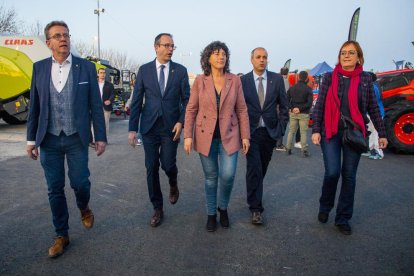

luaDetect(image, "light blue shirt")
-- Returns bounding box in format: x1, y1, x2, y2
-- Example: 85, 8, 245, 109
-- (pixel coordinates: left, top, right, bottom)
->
253, 70, 267, 127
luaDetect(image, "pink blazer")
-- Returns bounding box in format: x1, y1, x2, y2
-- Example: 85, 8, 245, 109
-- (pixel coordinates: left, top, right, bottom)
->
184, 73, 250, 157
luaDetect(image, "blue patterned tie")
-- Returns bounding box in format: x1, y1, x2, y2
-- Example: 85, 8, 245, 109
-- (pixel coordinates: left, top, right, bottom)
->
159, 65, 165, 96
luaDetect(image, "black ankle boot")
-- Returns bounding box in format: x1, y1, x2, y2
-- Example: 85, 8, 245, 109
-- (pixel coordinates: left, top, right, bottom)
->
206, 215, 217, 232
218, 207, 229, 228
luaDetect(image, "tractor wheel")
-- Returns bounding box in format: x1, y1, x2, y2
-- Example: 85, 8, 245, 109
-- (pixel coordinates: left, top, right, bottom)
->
1, 112, 26, 125
384, 101, 414, 153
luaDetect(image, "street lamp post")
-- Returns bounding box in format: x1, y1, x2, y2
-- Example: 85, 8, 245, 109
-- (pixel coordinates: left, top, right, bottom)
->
94, 0, 105, 59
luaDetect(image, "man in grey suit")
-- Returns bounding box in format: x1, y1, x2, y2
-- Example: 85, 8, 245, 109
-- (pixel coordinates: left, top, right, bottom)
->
26, 21, 106, 258
241, 47, 289, 225
128, 33, 190, 227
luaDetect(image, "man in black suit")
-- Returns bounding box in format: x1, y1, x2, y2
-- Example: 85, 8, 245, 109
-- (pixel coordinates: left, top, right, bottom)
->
241, 47, 289, 224
128, 33, 190, 227
97, 68, 114, 137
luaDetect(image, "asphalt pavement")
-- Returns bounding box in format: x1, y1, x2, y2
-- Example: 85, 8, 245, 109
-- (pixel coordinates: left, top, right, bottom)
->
0, 118, 413, 275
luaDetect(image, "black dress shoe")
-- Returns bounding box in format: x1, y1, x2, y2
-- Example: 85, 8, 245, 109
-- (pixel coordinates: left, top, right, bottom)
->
336, 223, 352, 235
318, 212, 328, 223
206, 215, 217, 232
218, 208, 229, 228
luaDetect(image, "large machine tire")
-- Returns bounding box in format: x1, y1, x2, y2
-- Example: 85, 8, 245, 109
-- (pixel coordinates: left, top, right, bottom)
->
384, 101, 414, 153
1, 111, 27, 125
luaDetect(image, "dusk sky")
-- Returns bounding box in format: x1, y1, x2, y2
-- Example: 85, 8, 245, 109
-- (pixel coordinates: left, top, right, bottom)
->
4, 0, 414, 74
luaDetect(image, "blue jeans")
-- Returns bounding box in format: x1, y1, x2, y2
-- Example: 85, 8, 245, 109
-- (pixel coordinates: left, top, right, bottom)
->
199, 139, 238, 215
319, 131, 361, 225
40, 132, 91, 236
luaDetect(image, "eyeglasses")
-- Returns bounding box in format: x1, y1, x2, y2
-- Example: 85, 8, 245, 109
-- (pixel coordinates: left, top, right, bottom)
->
49, 33, 71, 40
340, 50, 357, 56
158, 43, 177, 50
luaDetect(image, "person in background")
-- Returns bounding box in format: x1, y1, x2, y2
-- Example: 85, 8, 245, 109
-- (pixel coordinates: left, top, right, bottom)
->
365, 72, 385, 160
184, 41, 250, 232
128, 33, 190, 227
286, 70, 313, 157
312, 40, 388, 235
26, 20, 106, 258
274, 67, 290, 151
241, 47, 289, 224
97, 68, 114, 142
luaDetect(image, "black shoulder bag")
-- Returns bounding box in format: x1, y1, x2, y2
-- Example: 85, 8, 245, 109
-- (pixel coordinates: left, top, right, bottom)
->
333, 92, 369, 154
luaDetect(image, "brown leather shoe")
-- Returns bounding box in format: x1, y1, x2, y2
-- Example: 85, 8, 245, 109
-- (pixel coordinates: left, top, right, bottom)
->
169, 185, 179, 205
80, 206, 94, 229
150, 209, 164, 227
48, 236, 70, 258
251, 211, 263, 225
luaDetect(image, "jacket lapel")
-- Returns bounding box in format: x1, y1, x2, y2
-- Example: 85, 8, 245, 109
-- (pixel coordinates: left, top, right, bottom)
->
164, 62, 175, 97
219, 73, 233, 109
150, 60, 162, 97
203, 75, 217, 109
71, 56, 81, 105
248, 72, 261, 108
263, 72, 273, 109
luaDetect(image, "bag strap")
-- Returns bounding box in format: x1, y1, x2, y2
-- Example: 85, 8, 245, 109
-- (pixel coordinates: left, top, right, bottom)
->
331, 87, 363, 132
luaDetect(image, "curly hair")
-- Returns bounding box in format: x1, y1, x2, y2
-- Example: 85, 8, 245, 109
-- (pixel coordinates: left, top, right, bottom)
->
200, 41, 230, 76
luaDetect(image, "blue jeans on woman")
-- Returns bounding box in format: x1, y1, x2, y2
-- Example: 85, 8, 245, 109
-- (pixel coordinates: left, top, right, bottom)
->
199, 139, 238, 215
320, 130, 361, 225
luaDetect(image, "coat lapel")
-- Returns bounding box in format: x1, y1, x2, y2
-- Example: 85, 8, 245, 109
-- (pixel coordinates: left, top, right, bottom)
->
164, 62, 175, 97
71, 57, 81, 105
263, 72, 274, 109
203, 75, 217, 109
248, 72, 261, 108
150, 60, 162, 97
219, 73, 233, 109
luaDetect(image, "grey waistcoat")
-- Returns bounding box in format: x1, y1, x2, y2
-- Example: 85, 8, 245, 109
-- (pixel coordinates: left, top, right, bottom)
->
47, 69, 77, 136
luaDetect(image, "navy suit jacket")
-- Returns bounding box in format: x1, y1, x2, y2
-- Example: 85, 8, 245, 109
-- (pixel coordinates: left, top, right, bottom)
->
128, 59, 190, 135
102, 81, 115, 111
241, 70, 289, 140
27, 55, 106, 147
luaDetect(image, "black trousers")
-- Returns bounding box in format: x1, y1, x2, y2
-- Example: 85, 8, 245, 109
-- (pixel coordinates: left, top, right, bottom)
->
142, 117, 178, 210
246, 127, 276, 212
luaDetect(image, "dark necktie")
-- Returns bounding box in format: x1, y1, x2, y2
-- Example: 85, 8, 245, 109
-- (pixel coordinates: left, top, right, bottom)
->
159, 65, 165, 96
258, 76, 264, 108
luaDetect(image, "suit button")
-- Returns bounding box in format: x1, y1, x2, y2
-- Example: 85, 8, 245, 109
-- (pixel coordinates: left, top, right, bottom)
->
230, 129, 232, 132
201, 130, 204, 133
203, 116, 206, 118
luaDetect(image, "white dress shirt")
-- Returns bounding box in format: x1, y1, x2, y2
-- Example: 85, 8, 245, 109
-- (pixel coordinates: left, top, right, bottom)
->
155, 59, 170, 90
51, 54, 72, 93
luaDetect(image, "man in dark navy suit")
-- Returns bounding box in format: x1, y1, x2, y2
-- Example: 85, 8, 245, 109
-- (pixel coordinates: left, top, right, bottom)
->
26, 21, 106, 258
241, 47, 289, 225
128, 33, 190, 227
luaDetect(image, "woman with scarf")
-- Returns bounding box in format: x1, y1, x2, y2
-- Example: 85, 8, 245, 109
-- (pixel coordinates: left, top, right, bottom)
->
311, 41, 388, 235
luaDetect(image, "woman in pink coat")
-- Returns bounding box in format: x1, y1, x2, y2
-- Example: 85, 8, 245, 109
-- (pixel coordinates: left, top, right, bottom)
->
184, 41, 250, 232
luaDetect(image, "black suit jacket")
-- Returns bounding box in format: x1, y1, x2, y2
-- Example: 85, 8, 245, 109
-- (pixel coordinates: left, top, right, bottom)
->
101, 81, 115, 111
241, 70, 289, 140
128, 59, 190, 135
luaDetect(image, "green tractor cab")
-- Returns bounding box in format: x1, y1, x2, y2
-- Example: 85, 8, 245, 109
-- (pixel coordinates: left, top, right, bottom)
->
0, 46, 32, 124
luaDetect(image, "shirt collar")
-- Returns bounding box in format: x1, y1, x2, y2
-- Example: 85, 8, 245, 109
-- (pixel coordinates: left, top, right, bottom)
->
253, 70, 267, 81
156, 59, 170, 70
52, 53, 72, 65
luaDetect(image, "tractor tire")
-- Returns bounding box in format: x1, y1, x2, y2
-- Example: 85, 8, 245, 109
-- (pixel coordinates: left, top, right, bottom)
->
384, 101, 414, 153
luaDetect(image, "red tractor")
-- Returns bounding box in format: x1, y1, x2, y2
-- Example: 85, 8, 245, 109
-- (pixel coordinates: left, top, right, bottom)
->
377, 69, 414, 153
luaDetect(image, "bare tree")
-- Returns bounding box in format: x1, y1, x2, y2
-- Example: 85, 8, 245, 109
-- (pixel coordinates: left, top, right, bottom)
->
0, 5, 21, 34
73, 41, 140, 72
21, 20, 44, 36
